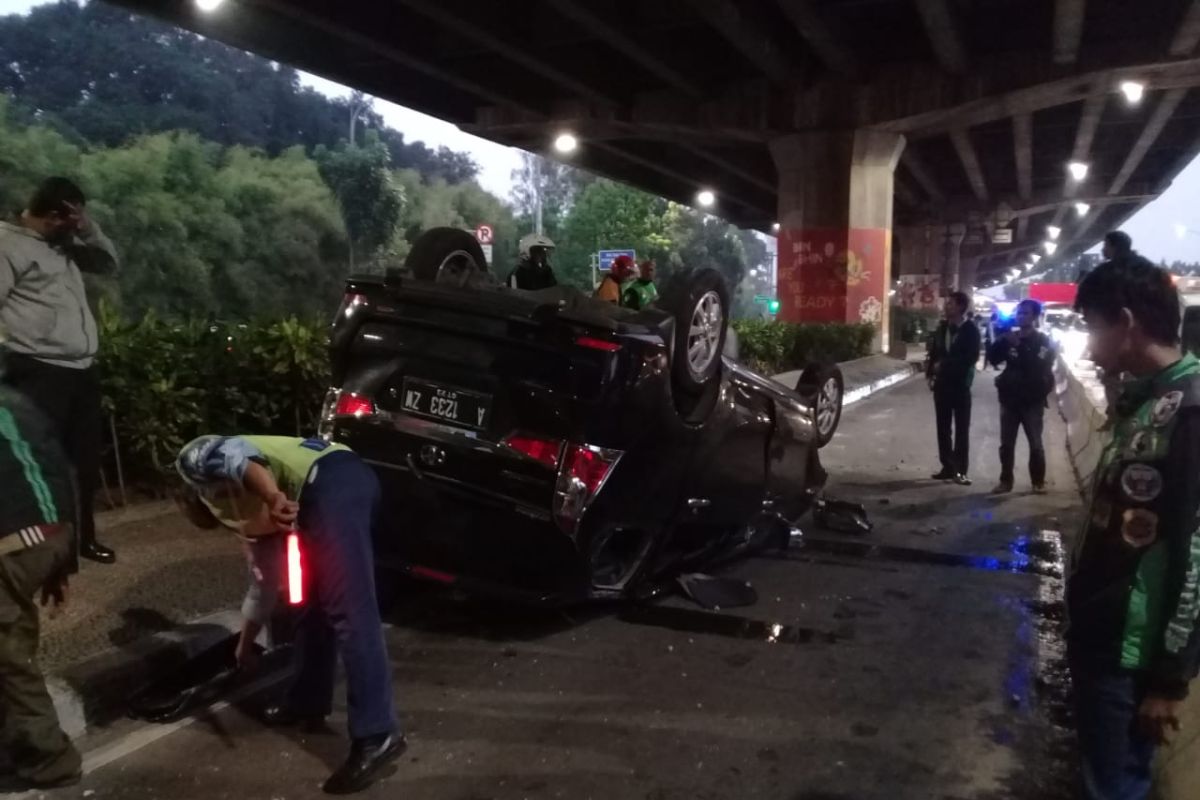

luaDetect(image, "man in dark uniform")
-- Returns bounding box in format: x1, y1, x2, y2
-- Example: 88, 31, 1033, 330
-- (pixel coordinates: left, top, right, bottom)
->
0, 352, 80, 789
988, 299, 1057, 494
1069, 256, 1200, 800
926, 291, 980, 485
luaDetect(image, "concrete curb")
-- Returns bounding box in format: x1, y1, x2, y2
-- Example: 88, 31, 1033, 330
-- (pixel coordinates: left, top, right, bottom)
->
773, 355, 921, 405
48, 609, 243, 740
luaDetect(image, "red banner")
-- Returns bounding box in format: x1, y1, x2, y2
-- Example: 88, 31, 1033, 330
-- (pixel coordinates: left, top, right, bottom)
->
776, 228, 889, 325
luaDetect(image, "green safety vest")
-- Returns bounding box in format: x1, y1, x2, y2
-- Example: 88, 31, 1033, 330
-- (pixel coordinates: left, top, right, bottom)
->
241, 435, 351, 502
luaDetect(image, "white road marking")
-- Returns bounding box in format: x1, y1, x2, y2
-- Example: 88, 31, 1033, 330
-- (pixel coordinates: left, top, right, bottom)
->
10, 671, 290, 800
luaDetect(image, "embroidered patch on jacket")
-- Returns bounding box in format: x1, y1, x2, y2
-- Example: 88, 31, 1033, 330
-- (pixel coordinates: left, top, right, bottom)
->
1152, 391, 1184, 426
1121, 508, 1159, 547
1120, 463, 1164, 503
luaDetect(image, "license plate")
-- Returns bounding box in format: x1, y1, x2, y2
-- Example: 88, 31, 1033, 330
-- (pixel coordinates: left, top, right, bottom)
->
399, 379, 492, 430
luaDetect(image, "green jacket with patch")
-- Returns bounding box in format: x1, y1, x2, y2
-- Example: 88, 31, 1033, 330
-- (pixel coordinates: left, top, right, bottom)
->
1068, 353, 1200, 698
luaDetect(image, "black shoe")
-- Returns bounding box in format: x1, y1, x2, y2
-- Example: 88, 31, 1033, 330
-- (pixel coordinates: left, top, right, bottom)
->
323, 734, 407, 795
953, 474, 972, 486
80, 541, 116, 564
931, 470, 956, 481
262, 704, 329, 732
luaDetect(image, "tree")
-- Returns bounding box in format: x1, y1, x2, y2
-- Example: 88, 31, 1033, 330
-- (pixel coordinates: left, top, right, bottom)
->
509, 152, 580, 242
556, 179, 673, 289
315, 132, 404, 270
0, 1, 478, 184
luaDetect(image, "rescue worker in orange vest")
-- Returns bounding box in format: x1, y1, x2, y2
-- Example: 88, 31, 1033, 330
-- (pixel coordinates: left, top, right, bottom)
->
595, 254, 635, 303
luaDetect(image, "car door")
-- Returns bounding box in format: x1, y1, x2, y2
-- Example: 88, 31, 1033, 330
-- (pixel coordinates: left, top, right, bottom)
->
676, 365, 772, 534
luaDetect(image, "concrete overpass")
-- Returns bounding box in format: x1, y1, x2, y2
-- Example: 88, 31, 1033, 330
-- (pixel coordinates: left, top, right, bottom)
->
113, 0, 1200, 326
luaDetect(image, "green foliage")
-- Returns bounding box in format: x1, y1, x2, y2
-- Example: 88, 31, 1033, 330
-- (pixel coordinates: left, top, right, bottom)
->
0, 1, 478, 182
315, 133, 403, 270
555, 179, 673, 290
733, 321, 874, 375
97, 304, 329, 485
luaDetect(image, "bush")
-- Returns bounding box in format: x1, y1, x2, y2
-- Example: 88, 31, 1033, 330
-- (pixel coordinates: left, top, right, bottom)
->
733, 320, 874, 375
98, 304, 329, 489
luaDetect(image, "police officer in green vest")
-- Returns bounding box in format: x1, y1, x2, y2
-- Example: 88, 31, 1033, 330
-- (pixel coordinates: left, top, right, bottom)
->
0, 354, 80, 789
175, 435, 402, 795
1069, 256, 1200, 800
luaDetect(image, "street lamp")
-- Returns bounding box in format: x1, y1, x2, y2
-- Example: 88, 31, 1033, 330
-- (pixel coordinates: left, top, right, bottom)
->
1119, 80, 1145, 105
552, 132, 578, 154
696, 189, 716, 208
195, 0, 225, 11
1067, 161, 1089, 181
772, 222, 780, 232
1075, 202, 1091, 217
1047, 225, 1062, 240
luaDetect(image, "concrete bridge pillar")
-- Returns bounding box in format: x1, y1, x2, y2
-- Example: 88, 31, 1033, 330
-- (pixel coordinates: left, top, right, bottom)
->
771, 129, 905, 348
940, 223, 966, 292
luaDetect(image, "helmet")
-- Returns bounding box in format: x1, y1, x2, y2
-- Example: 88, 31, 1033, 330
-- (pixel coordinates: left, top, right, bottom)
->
518, 233, 556, 261
611, 254, 635, 280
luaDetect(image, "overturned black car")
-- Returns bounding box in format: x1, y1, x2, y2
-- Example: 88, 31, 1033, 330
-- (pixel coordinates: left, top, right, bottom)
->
321, 228, 844, 603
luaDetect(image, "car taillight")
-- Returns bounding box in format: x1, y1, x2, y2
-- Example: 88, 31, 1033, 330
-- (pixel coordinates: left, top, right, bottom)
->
502, 433, 563, 469
286, 532, 304, 605
554, 443, 623, 535
334, 392, 375, 418
576, 336, 621, 353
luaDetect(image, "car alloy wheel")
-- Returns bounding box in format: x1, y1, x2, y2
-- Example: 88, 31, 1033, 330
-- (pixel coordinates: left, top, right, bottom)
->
816, 376, 840, 437
435, 249, 480, 287
686, 290, 723, 381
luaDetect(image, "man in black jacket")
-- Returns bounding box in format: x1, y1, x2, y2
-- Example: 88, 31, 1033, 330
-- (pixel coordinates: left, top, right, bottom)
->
927, 291, 980, 485
988, 299, 1056, 494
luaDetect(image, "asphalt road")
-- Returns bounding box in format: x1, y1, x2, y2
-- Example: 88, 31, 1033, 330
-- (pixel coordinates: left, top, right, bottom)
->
22, 374, 1081, 800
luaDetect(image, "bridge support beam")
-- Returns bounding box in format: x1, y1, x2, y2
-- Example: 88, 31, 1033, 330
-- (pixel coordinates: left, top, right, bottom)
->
770, 129, 905, 350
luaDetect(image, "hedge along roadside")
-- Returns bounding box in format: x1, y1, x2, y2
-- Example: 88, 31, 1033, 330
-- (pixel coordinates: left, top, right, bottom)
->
97, 302, 329, 490
732, 320, 875, 376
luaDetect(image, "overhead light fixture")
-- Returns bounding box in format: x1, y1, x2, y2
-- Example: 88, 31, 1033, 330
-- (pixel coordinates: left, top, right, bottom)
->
1176, 223, 1189, 239
1119, 80, 1145, 105
552, 132, 578, 154
772, 222, 780, 232
1044, 241, 1058, 255
696, 189, 716, 208
1067, 161, 1089, 181
1075, 202, 1091, 217
1030, 253, 1042, 262
195, 0, 225, 11
1047, 225, 1062, 240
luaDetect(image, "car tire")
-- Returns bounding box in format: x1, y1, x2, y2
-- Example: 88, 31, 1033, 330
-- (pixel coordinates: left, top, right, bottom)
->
405, 227, 488, 285
660, 267, 730, 396
796, 363, 844, 447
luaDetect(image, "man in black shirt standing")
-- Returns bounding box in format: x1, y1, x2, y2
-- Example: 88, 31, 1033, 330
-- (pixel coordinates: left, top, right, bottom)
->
927, 291, 980, 485
988, 299, 1057, 494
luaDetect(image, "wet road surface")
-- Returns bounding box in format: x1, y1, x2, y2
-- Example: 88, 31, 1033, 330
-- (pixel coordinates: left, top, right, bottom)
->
22, 375, 1079, 800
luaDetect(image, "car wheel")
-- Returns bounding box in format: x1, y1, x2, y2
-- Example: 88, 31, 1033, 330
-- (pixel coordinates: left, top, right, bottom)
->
660, 268, 730, 396
405, 227, 488, 286
796, 363, 844, 447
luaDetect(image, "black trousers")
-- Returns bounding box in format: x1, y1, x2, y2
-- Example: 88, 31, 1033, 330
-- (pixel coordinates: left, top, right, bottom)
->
999, 402, 1046, 485
2, 353, 102, 550
934, 388, 972, 475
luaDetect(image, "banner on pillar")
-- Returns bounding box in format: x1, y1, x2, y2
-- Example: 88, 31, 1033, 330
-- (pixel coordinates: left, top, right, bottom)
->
896, 274, 942, 310
776, 228, 888, 325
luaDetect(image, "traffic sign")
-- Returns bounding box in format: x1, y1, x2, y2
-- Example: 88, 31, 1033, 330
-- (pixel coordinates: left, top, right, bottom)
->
474, 223, 494, 245
481, 244, 493, 265
753, 295, 771, 304
598, 249, 636, 272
